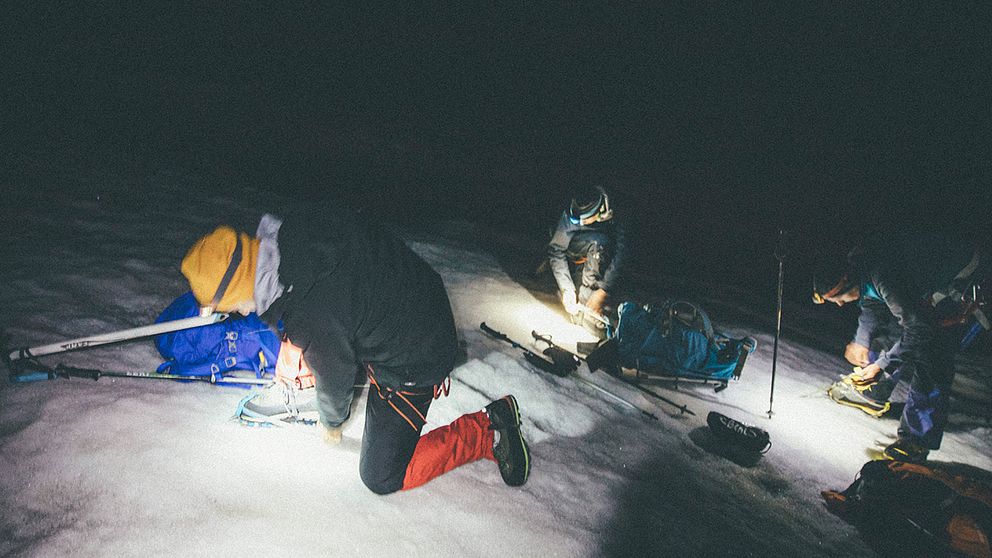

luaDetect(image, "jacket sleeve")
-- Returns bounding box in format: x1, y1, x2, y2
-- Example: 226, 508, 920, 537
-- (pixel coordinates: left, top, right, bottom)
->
548, 212, 576, 294
869, 271, 935, 375
285, 295, 360, 428
853, 295, 887, 347
599, 217, 627, 292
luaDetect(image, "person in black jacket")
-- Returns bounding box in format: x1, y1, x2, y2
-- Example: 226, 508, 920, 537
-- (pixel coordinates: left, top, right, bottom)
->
180, 209, 530, 493
813, 232, 987, 462
548, 186, 627, 335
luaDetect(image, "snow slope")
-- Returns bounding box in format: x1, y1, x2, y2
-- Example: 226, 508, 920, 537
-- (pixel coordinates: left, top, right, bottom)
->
1, 171, 989, 557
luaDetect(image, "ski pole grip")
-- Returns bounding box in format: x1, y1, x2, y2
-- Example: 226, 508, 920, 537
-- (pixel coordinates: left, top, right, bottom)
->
480, 322, 509, 343
10, 371, 53, 383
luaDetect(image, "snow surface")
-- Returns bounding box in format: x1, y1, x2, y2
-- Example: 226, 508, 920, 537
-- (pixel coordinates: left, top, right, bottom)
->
1, 172, 989, 557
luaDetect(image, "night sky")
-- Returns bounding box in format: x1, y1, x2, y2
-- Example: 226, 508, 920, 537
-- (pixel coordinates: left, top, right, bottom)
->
5, 4, 991, 302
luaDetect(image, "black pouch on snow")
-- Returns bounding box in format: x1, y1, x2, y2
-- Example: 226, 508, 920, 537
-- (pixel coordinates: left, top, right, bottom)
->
706, 411, 771, 454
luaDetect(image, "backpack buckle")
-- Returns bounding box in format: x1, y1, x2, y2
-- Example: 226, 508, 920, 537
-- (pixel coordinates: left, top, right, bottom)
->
224, 356, 238, 368
225, 331, 239, 341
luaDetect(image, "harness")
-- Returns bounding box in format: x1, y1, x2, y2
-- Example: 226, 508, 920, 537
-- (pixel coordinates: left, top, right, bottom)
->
366, 363, 450, 432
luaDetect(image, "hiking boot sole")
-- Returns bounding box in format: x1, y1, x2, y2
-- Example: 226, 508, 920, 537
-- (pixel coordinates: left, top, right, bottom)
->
489, 395, 530, 486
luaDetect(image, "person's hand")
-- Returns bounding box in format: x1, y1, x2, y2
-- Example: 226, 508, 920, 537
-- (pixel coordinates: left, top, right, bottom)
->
585, 289, 608, 315
561, 290, 581, 316
844, 342, 870, 367
851, 363, 882, 386
321, 422, 343, 445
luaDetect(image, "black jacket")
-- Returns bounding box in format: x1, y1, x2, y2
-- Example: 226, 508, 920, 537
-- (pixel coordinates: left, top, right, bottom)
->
261, 209, 458, 427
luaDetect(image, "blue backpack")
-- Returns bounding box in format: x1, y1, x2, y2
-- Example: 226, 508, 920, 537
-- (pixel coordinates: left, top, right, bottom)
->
153, 292, 280, 379
613, 300, 756, 386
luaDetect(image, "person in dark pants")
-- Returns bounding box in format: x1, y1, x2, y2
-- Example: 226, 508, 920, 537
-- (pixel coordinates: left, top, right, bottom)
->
813, 232, 987, 462
548, 186, 628, 335
180, 208, 530, 493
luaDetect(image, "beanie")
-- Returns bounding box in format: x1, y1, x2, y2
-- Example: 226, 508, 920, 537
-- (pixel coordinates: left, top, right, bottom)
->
181, 226, 261, 311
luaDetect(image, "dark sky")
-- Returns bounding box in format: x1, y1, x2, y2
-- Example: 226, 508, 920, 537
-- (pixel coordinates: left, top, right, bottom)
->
5, 4, 991, 290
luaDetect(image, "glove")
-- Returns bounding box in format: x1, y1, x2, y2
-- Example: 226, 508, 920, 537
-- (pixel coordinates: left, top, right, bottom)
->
585, 288, 609, 315
562, 290, 581, 316
844, 342, 870, 367
321, 422, 343, 445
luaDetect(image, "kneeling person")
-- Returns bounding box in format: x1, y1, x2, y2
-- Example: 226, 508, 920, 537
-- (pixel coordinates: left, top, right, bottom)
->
180, 209, 530, 493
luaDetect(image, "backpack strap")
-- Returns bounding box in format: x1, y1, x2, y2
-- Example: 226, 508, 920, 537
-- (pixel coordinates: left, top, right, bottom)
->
664, 300, 716, 344
209, 235, 243, 308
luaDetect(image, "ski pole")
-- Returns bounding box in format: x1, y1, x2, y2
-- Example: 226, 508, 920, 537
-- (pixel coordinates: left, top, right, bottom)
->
570, 371, 659, 421
10, 363, 275, 386
5, 313, 229, 364
768, 229, 786, 419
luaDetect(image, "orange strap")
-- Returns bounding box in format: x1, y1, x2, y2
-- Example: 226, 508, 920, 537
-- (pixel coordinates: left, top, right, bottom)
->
366, 363, 449, 432
276, 338, 316, 389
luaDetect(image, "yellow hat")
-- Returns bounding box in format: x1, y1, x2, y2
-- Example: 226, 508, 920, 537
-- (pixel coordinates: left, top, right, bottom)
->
181, 226, 261, 312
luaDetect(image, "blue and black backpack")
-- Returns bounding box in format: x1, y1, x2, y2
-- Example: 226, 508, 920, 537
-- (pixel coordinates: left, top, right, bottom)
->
610, 300, 756, 389
153, 292, 280, 380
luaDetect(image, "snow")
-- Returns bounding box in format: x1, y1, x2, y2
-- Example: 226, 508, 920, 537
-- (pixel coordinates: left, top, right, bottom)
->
1, 172, 989, 557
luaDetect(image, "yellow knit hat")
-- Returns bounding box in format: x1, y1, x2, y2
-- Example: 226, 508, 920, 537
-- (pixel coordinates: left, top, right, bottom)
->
181, 226, 261, 312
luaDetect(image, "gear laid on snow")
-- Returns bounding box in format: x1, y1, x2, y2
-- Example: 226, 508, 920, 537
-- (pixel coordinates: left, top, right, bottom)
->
827, 378, 893, 418
877, 437, 931, 463
588, 300, 756, 393
154, 291, 280, 381
235, 382, 320, 426
486, 395, 530, 487
822, 460, 992, 557
528, 328, 688, 417
706, 411, 771, 454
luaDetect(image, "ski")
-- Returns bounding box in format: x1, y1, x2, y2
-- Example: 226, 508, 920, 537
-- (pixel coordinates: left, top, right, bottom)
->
480, 323, 659, 420
530, 330, 694, 417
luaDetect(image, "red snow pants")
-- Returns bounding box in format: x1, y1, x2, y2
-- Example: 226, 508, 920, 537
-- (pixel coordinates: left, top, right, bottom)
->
359, 370, 495, 494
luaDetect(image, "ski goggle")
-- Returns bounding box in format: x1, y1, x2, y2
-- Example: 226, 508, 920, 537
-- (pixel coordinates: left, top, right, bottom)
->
568, 188, 613, 224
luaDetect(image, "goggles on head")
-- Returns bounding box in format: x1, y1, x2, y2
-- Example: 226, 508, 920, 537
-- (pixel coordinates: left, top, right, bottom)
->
568, 187, 613, 225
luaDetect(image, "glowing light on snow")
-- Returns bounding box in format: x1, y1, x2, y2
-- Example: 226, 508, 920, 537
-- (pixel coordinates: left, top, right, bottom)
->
504, 299, 600, 351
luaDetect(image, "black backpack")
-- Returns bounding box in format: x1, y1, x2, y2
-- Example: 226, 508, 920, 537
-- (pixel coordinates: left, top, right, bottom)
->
822, 460, 992, 557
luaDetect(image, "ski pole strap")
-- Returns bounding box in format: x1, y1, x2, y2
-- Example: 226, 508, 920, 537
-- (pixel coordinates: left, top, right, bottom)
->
210, 234, 243, 308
